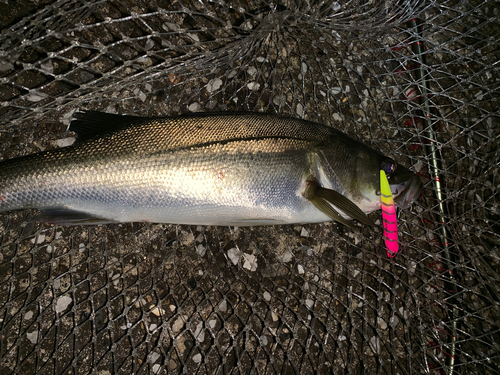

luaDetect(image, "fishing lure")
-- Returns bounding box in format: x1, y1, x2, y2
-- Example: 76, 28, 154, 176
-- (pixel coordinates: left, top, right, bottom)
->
380, 170, 398, 257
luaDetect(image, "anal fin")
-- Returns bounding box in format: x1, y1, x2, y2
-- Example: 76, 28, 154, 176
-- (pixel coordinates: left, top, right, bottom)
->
34, 208, 117, 225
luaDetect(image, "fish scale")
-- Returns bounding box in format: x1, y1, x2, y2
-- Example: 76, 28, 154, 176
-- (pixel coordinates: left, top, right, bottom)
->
0, 112, 422, 227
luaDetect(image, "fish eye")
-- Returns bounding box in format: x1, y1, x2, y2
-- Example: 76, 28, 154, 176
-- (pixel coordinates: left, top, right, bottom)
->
382, 160, 397, 175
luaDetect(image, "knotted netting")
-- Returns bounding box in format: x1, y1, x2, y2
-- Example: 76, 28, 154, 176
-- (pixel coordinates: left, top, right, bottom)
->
0, 0, 499, 374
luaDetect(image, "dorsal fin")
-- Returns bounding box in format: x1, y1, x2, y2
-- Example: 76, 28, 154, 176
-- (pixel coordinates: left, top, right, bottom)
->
70, 111, 153, 141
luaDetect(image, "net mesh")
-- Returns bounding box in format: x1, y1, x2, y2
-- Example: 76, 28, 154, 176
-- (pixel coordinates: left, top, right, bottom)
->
0, 0, 499, 374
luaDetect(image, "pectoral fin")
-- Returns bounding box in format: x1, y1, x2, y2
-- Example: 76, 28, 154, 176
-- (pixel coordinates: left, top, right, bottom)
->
308, 196, 357, 230
304, 181, 375, 228
316, 188, 375, 227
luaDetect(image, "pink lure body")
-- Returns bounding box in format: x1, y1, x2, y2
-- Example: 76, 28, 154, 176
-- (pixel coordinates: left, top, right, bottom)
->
380, 170, 398, 257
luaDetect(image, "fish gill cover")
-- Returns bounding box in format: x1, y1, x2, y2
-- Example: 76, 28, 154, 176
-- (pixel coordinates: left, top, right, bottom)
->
0, 0, 499, 374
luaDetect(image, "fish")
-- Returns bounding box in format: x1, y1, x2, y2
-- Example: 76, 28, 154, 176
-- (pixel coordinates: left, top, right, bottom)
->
0, 111, 422, 228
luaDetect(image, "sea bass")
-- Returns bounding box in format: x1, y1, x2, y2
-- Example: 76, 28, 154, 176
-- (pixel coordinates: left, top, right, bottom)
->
0, 111, 422, 227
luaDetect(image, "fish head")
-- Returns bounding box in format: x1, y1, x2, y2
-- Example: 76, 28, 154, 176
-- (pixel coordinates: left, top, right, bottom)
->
313, 138, 422, 214
350, 154, 422, 212
380, 158, 423, 209
313, 132, 423, 213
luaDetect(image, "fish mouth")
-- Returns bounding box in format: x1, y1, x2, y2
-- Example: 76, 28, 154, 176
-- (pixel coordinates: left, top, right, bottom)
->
391, 174, 423, 209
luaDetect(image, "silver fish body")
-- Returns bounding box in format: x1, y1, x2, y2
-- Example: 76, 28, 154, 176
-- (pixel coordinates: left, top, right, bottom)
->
0, 112, 422, 226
